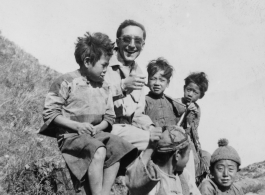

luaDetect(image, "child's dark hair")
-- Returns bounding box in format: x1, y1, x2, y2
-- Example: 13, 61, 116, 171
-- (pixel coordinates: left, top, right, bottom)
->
184, 72, 208, 98
147, 57, 174, 81
75, 32, 114, 67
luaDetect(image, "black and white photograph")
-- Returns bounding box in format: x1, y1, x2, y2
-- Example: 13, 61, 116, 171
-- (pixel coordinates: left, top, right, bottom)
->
0, 0, 265, 194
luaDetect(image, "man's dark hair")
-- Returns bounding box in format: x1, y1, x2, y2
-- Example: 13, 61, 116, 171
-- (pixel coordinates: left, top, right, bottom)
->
147, 57, 174, 81
184, 72, 209, 98
116, 20, 146, 40
75, 32, 114, 66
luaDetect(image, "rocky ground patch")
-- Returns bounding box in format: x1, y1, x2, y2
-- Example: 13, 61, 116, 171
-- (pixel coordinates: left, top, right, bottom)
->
236, 161, 265, 195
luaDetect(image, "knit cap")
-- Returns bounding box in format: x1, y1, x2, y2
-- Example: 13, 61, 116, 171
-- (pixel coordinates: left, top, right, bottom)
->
210, 139, 241, 166
156, 125, 190, 153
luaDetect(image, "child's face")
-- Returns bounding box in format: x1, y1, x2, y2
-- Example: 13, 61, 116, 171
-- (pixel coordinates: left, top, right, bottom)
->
175, 145, 190, 172
184, 82, 201, 103
211, 160, 238, 190
148, 70, 169, 95
85, 54, 111, 83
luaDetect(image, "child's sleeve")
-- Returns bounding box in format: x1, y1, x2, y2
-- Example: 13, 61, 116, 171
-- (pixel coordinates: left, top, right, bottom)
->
125, 153, 160, 195
193, 105, 201, 141
198, 179, 216, 195
39, 76, 70, 137
103, 87, 116, 128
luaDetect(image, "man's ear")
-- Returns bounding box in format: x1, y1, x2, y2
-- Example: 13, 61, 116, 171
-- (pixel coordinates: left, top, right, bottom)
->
116, 38, 120, 47
141, 42, 145, 50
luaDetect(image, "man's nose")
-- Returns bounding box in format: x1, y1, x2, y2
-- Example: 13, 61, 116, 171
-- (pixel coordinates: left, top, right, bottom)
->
128, 39, 136, 47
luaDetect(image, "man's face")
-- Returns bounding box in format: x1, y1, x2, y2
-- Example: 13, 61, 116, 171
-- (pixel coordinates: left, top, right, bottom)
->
148, 70, 169, 96
211, 160, 238, 191
85, 54, 110, 83
117, 25, 145, 63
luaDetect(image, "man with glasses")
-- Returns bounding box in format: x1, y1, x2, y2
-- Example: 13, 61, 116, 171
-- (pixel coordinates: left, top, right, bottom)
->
105, 20, 161, 151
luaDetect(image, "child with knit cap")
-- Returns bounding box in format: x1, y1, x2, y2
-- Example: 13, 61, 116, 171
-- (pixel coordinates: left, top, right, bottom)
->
199, 139, 244, 195
126, 125, 201, 195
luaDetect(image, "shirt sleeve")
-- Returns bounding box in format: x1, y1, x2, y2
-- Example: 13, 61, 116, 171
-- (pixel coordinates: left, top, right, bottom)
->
132, 88, 154, 130
198, 179, 216, 195
193, 104, 201, 140
187, 104, 201, 146
103, 87, 116, 127
125, 153, 160, 195
104, 65, 125, 99
40, 77, 70, 136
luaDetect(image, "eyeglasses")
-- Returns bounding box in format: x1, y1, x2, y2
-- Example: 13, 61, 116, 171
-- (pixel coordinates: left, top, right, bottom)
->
119, 36, 144, 47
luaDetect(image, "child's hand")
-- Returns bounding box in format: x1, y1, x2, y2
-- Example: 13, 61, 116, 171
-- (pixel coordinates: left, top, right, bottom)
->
76, 122, 96, 135
187, 102, 199, 114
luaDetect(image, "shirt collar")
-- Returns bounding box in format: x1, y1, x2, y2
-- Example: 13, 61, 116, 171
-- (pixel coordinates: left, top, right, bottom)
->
109, 49, 136, 69
76, 69, 90, 84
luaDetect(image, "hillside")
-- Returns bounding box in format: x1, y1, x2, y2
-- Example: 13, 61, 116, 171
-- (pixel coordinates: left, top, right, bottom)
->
0, 34, 265, 194
236, 161, 265, 195
0, 33, 62, 194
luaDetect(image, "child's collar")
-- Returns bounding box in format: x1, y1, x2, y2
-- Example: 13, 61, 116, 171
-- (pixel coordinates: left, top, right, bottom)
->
210, 178, 234, 193
148, 91, 165, 99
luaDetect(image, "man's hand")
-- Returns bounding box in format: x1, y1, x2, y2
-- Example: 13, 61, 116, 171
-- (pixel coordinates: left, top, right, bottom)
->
187, 102, 199, 114
76, 122, 96, 135
148, 126, 162, 148
122, 74, 146, 91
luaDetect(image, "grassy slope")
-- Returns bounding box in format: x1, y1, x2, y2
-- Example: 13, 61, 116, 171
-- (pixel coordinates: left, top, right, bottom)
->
0, 34, 62, 193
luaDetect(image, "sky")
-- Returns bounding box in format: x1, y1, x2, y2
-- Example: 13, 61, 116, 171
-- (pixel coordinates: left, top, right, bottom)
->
1, 0, 265, 166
